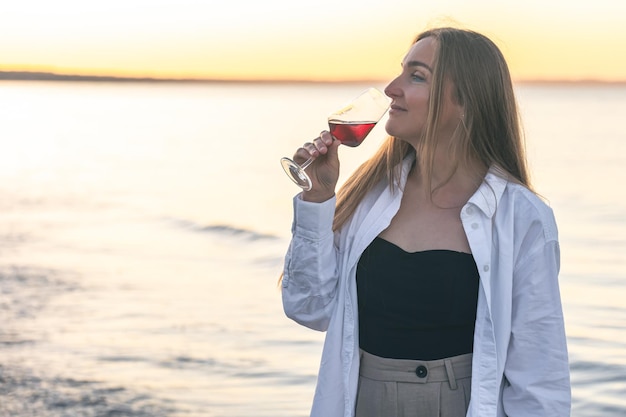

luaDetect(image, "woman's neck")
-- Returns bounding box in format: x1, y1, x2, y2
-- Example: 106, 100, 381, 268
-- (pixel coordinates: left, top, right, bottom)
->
410, 153, 487, 209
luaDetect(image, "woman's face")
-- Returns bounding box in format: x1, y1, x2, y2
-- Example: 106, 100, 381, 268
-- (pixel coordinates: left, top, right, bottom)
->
384, 36, 462, 147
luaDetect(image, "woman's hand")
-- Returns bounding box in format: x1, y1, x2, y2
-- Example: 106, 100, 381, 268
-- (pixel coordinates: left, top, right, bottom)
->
293, 130, 340, 202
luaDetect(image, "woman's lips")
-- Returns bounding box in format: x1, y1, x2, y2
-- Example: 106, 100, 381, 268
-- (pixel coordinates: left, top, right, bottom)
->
389, 104, 406, 114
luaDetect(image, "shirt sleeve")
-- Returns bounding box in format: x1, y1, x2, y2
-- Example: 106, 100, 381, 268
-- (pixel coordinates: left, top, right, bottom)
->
502, 237, 571, 416
281, 194, 340, 332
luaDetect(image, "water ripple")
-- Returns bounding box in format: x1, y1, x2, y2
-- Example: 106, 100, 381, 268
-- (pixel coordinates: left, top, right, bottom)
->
166, 218, 279, 241
0, 266, 79, 320
0, 364, 175, 417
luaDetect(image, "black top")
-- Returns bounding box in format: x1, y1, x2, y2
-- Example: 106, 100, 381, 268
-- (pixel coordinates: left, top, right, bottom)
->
356, 237, 480, 360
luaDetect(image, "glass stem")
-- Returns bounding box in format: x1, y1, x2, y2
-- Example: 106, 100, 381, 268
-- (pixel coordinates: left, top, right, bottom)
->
299, 156, 314, 171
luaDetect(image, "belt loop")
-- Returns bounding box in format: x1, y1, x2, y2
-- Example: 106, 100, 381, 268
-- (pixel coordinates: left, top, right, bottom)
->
444, 359, 457, 390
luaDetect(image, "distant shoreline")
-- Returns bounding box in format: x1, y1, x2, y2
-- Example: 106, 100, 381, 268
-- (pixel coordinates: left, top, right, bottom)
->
1, 70, 624, 85
0, 71, 377, 85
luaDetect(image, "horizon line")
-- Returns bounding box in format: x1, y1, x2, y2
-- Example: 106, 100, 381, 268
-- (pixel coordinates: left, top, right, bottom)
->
1, 70, 625, 86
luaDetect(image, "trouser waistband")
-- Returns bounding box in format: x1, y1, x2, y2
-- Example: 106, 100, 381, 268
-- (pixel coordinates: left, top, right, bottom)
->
359, 350, 472, 390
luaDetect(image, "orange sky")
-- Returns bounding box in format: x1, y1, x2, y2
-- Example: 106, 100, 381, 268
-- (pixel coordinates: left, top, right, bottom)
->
1, 0, 625, 82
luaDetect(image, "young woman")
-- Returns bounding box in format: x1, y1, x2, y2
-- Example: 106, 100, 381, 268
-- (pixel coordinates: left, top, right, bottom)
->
281, 27, 570, 417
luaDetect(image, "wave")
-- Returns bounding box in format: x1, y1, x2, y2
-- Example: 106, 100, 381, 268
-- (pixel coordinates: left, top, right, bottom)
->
570, 358, 626, 416
100, 352, 258, 376
0, 364, 174, 417
166, 218, 280, 241
0, 266, 80, 320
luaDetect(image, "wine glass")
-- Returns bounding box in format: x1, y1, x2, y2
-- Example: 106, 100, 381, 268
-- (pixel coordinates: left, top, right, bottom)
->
280, 87, 390, 191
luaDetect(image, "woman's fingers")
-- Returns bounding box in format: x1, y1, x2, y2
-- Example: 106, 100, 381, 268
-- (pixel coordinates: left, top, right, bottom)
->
319, 130, 334, 146
294, 131, 334, 162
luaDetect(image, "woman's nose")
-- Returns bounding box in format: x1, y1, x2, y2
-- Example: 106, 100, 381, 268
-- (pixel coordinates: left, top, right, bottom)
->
384, 77, 401, 99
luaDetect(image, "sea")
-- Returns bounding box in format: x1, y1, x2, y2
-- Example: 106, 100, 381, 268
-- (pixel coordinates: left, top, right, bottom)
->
0, 80, 624, 416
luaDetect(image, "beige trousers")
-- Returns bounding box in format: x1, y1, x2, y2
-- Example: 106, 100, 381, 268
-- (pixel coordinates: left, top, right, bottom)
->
355, 350, 472, 417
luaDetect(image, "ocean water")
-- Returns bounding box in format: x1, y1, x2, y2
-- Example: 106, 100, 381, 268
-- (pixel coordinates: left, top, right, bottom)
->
0, 81, 624, 416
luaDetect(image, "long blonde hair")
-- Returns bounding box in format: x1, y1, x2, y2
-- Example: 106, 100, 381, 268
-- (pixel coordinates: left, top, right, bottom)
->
333, 27, 530, 231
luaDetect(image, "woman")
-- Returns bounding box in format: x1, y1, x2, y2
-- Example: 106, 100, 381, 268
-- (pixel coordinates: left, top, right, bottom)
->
281, 27, 570, 417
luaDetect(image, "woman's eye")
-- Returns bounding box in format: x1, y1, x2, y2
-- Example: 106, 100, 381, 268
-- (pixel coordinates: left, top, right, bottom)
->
411, 73, 426, 82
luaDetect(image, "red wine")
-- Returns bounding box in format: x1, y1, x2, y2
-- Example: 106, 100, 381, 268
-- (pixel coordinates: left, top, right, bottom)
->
328, 120, 376, 147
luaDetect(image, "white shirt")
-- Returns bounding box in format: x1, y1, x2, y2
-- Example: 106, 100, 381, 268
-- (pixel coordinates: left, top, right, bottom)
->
282, 159, 571, 417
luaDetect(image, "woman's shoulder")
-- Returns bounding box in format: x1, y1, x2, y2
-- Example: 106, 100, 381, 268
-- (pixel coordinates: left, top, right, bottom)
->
503, 181, 554, 216
501, 180, 559, 242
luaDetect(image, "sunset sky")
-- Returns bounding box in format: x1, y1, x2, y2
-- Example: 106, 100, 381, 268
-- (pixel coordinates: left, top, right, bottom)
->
1, 0, 625, 82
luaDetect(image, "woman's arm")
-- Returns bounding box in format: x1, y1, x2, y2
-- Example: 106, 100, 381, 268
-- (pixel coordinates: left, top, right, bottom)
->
281, 195, 340, 332
502, 237, 571, 416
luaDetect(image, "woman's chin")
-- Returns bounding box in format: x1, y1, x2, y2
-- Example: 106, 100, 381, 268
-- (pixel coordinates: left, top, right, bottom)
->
384, 121, 399, 137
